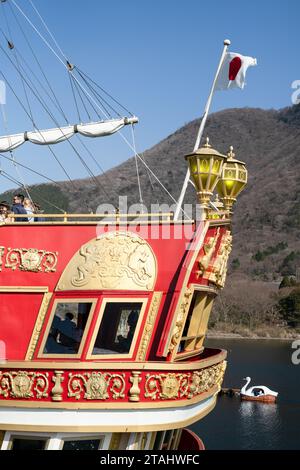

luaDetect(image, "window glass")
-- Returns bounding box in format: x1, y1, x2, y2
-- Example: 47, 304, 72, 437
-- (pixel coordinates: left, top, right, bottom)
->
43, 302, 92, 354
92, 302, 142, 355
11, 438, 47, 450
62, 439, 101, 450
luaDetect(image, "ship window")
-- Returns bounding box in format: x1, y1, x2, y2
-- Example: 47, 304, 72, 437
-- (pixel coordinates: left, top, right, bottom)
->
10, 437, 48, 450
177, 292, 215, 355
41, 300, 95, 356
62, 438, 102, 450
89, 300, 144, 356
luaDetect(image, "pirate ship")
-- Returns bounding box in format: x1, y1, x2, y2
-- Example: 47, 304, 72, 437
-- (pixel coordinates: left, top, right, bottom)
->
0, 1, 248, 451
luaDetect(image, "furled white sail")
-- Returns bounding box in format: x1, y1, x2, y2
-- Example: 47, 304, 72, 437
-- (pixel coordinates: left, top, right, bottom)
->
0, 133, 25, 152
77, 118, 126, 137
0, 117, 138, 152
26, 126, 75, 145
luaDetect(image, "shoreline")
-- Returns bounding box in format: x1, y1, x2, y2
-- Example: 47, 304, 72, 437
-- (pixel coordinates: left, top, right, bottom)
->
207, 332, 299, 341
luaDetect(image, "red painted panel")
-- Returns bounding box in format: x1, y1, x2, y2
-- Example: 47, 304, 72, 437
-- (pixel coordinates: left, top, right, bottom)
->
0, 224, 194, 293
0, 293, 43, 360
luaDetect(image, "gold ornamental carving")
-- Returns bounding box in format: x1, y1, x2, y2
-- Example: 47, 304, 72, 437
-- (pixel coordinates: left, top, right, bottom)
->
145, 361, 226, 400
197, 227, 220, 277
0, 246, 58, 273
129, 371, 142, 402
68, 372, 126, 400
25, 293, 52, 361
51, 371, 64, 402
57, 231, 157, 291
204, 230, 232, 288
0, 371, 49, 399
168, 288, 193, 354
137, 292, 162, 361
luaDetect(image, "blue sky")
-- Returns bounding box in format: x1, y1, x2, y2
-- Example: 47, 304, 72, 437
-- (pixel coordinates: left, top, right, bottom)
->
0, 0, 299, 191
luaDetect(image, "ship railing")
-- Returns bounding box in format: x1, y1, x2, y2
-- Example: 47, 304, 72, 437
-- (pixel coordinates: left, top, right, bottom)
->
5, 212, 181, 225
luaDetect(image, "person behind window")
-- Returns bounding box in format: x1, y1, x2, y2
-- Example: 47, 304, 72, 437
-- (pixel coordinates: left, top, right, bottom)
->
117, 310, 139, 353
58, 312, 82, 352
44, 312, 83, 354
11, 193, 28, 222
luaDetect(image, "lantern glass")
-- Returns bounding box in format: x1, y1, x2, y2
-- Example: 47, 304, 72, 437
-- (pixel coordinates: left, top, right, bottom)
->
216, 147, 248, 207
186, 140, 226, 201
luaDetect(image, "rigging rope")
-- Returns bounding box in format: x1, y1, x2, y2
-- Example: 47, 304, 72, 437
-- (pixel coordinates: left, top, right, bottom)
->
0, 65, 76, 187
9, 0, 184, 213
8, 0, 69, 123
0, 45, 109, 198
131, 124, 143, 207
76, 67, 134, 117
0, 151, 69, 186
0, 168, 67, 213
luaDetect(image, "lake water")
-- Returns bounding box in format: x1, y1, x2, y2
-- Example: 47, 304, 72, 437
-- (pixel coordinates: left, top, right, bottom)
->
190, 338, 300, 450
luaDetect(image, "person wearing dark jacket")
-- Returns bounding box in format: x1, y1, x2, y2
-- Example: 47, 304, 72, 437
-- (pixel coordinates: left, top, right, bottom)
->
11, 194, 28, 222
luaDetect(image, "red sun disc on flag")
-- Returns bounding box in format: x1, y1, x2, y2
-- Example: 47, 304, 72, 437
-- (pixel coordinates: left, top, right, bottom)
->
229, 56, 242, 80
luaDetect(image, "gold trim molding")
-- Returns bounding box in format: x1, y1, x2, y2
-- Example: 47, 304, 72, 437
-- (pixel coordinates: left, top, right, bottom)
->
137, 292, 162, 361
0, 360, 226, 408
25, 293, 52, 361
168, 287, 194, 355
0, 286, 49, 293
3, 349, 226, 370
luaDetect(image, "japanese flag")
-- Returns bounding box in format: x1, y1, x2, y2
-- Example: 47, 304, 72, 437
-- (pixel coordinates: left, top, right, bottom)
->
215, 52, 257, 90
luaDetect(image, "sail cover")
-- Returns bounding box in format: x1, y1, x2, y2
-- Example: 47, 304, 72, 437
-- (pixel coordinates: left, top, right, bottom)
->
26, 126, 75, 145
0, 133, 25, 152
0, 116, 138, 152
77, 118, 126, 137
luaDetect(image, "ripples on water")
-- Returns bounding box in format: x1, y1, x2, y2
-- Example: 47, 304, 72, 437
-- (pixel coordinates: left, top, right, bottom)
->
190, 338, 300, 450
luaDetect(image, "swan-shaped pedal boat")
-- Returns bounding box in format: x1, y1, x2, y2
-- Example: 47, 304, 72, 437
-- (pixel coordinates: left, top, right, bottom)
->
240, 377, 278, 403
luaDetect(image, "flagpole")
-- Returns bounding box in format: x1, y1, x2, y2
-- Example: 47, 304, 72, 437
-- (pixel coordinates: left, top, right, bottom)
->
174, 39, 231, 221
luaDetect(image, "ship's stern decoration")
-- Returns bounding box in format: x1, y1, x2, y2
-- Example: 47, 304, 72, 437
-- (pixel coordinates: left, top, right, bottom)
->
56, 231, 157, 291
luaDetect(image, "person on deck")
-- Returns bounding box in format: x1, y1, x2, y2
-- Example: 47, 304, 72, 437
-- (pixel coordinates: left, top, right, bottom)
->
11, 194, 28, 222
23, 198, 35, 223
0, 201, 13, 224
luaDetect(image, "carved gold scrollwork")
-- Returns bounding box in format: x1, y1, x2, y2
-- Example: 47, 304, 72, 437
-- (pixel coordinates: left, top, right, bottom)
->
145, 361, 226, 401
137, 292, 162, 361
67, 372, 126, 400
197, 227, 220, 277
145, 373, 187, 400
168, 288, 193, 354
57, 231, 157, 291
0, 371, 49, 399
205, 230, 232, 288
3, 247, 58, 273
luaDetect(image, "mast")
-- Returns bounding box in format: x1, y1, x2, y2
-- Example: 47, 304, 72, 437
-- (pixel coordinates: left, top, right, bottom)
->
174, 39, 231, 221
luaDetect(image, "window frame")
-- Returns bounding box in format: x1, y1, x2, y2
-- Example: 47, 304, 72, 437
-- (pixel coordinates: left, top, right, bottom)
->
86, 297, 148, 359
175, 288, 216, 360
59, 434, 105, 450
3, 432, 51, 450
37, 297, 98, 359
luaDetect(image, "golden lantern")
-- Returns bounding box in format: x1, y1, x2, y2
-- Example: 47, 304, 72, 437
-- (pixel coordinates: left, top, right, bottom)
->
185, 137, 226, 206
217, 146, 248, 211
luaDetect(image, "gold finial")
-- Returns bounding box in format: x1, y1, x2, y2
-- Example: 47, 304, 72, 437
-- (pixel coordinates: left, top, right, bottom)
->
204, 137, 211, 148
227, 145, 235, 160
